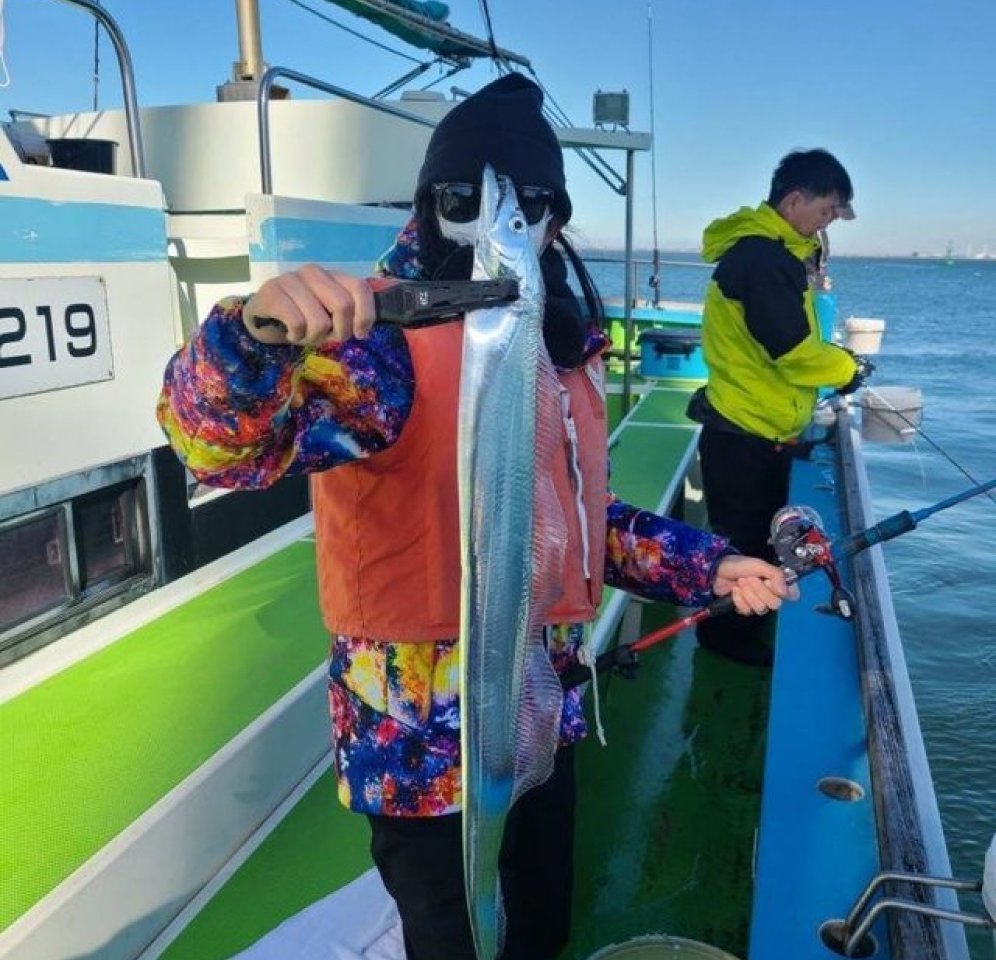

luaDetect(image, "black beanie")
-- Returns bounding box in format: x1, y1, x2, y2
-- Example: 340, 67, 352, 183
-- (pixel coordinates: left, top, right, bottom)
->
415, 73, 572, 223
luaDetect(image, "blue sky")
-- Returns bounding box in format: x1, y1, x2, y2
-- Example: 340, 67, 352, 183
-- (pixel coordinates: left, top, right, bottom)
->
2, 0, 994, 257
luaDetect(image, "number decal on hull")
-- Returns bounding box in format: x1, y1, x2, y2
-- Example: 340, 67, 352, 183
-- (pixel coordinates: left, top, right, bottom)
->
0, 278, 113, 399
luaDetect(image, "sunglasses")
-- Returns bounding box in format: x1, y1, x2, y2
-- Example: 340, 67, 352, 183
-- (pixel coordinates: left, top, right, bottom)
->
431, 182, 555, 226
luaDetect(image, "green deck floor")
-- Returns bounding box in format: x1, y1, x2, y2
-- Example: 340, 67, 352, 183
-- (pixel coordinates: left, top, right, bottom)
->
625, 387, 699, 426
566, 606, 769, 960
0, 539, 329, 928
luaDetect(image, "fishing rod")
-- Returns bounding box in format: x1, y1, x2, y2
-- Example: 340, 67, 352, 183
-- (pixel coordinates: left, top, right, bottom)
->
560, 476, 996, 690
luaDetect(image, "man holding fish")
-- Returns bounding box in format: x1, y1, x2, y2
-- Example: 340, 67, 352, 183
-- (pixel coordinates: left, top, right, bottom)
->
158, 74, 794, 960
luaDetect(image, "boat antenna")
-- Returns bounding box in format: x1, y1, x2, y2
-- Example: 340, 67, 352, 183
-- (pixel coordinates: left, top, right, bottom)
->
92, 0, 102, 110
646, 0, 661, 306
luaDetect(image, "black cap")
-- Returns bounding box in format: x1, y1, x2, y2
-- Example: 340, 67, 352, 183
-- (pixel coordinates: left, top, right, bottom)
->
415, 73, 571, 223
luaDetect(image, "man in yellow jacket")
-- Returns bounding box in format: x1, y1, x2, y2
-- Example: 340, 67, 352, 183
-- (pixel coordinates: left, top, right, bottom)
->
687, 149, 862, 666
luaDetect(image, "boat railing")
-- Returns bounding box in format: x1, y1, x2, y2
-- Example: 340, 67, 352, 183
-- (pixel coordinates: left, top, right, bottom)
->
582, 253, 711, 307
255, 66, 437, 195
837, 411, 973, 960
48, 0, 146, 177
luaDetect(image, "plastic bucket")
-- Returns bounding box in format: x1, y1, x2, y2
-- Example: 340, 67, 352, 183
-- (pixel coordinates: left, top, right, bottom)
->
637, 328, 707, 380
47, 138, 117, 174
586, 934, 741, 960
844, 317, 886, 355
860, 386, 923, 443
982, 832, 995, 922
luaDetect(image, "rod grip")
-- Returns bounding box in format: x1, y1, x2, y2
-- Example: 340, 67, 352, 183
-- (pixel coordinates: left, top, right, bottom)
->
704, 593, 736, 619
839, 510, 916, 556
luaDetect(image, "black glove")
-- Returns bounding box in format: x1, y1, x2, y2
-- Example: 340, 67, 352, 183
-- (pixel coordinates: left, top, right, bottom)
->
839, 351, 875, 395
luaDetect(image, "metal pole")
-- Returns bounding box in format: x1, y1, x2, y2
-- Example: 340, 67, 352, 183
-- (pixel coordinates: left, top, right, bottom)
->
55, 0, 146, 177
621, 148, 636, 414
234, 0, 265, 81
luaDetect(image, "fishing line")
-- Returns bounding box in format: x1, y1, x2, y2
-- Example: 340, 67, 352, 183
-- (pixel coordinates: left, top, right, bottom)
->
862, 384, 996, 509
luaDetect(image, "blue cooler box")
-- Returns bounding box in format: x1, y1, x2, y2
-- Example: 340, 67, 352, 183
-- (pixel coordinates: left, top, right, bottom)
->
637, 328, 707, 381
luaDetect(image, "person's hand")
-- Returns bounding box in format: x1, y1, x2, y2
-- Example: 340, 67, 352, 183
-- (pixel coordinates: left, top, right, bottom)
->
242, 264, 377, 346
839, 349, 875, 395
711, 555, 799, 615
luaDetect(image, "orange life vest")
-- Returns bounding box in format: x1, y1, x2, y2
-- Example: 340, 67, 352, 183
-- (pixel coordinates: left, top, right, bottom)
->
312, 321, 608, 642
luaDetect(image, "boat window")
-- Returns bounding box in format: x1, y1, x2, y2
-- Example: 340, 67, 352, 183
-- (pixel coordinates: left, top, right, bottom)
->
0, 507, 73, 636
74, 482, 141, 595
0, 477, 150, 660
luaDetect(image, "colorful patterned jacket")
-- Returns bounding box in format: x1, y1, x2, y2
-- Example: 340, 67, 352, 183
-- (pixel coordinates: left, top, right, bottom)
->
156, 221, 731, 816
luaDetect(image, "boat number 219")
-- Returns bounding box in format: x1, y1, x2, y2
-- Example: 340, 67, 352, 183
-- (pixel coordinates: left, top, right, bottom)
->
0, 304, 98, 367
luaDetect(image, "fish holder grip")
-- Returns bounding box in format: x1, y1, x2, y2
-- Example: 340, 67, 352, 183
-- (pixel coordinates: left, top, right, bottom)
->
370, 278, 519, 324
250, 278, 520, 332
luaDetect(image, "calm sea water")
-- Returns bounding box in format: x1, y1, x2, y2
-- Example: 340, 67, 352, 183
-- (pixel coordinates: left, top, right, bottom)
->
587, 252, 996, 958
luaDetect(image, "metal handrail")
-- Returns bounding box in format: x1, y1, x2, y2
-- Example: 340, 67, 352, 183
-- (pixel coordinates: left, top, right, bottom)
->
584, 255, 709, 269
53, 0, 146, 177
583, 254, 709, 316
255, 67, 436, 195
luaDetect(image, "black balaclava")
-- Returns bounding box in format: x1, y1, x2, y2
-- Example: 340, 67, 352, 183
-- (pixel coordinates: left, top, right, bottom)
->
415, 73, 571, 223
413, 73, 587, 369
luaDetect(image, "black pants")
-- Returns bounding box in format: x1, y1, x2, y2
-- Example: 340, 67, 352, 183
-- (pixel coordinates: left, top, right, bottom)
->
696, 425, 793, 649
367, 745, 576, 960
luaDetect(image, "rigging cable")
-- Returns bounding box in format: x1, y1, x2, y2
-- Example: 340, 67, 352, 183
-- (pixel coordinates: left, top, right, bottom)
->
476, 0, 500, 63
525, 68, 627, 193
646, 0, 661, 306
283, 0, 429, 65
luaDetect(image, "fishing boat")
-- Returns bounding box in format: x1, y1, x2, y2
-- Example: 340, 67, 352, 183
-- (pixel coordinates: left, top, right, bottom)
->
1, 3, 993, 960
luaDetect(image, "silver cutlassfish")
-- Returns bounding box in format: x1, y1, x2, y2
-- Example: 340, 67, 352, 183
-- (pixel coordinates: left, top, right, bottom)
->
458, 164, 568, 960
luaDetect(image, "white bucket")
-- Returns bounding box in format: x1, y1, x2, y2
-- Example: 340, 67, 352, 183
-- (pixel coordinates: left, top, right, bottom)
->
860, 386, 923, 443
586, 934, 741, 960
844, 317, 886, 355
983, 832, 995, 923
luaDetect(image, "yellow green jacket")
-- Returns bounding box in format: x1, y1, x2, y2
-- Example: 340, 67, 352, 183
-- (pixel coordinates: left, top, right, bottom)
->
697, 203, 857, 442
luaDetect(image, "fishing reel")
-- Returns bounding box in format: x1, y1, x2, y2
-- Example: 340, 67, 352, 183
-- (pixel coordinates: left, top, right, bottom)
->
769, 506, 855, 619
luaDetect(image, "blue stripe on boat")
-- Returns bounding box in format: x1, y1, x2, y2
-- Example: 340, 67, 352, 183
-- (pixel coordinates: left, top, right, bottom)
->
0, 196, 167, 262
250, 217, 400, 264
749, 447, 887, 960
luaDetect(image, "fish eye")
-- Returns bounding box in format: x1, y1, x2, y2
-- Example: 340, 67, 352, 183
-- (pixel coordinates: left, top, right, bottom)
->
509, 215, 527, 233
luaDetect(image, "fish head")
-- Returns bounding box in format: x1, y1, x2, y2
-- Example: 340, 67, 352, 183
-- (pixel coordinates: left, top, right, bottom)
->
474, 164, 544, 302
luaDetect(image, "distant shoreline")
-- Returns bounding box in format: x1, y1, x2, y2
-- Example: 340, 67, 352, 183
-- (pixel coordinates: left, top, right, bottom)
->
581, 248, 996, 263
